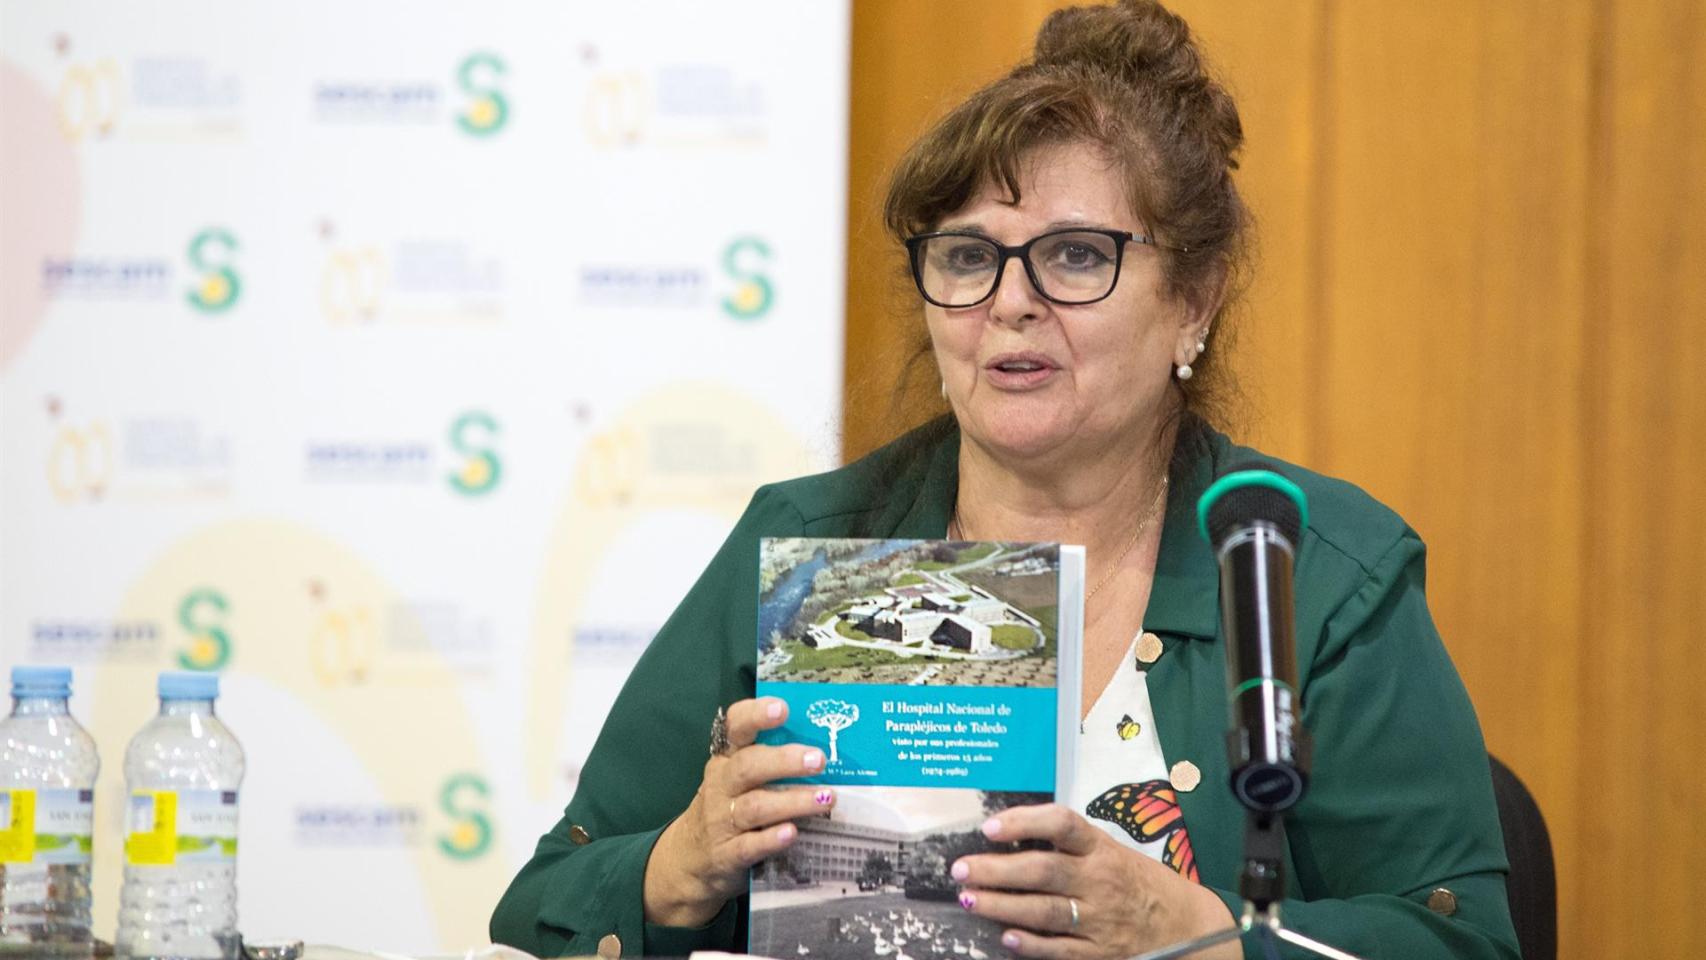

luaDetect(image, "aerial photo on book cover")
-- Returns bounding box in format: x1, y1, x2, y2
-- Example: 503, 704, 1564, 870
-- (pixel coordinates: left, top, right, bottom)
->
750, 538, 1079, 960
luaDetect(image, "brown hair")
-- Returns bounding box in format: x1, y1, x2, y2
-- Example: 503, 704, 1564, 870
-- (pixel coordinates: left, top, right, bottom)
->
880, 0, 1251, 435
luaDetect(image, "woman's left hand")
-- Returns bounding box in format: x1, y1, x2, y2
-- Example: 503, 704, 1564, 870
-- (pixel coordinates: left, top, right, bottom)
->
951, 803, 1239, 960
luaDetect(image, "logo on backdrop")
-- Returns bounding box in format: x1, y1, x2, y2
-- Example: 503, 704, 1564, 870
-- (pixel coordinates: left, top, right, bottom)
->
40, 227, 242, 313
185, 229, 240, 313
570, 624, 659, 665
41, 256, 170, 301
314, 52, 508, 136
303, 410, 502, 495
454, 53, 508, 136
55, 56, 122, 141
307, 580, 377, 687
48, 418, 115, 503
436, 773, 493, 860
579, 235, 775, 316
318, 223, 504, 325
320, 243, 384, 324
307, 581, 497, 687
573, 415, 772, 511
447, 411, 501, 496
294, 804, 420, 847
720, 235, 773, 320
54, 39, 242, 143
29, 619, 161, 663
45, 400, 233, 504
579, 56, 767, 149
293, 773, 492, 856
176, 588, 232, 671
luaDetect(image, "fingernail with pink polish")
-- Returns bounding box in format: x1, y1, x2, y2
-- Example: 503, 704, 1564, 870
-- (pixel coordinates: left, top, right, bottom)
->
950, 860, 969, 881
767, 700, 784, 719
1002, 933, 1021, 949
778, 823, 796, 841
981, 818, 1001, 839
803, 749, 824, 771
959, 891, 977, 910
814, 789, 834, 806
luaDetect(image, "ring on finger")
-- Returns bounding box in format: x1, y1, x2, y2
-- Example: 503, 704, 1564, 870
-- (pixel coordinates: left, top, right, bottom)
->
709, 706, 732, 758
1068, 896, 1080, 929
729, 798, 741, 833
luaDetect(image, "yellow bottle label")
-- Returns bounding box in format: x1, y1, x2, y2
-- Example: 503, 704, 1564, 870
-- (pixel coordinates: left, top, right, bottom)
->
123, 789, 237, 866
124, 791, 179, 866
0, 790, 38, 863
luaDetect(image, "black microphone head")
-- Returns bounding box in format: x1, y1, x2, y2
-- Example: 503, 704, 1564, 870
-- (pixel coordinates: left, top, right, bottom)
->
1197, 460, 1309, 550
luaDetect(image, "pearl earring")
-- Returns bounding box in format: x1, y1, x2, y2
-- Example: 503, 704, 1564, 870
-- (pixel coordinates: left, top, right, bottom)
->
1176, 363, 1193, 381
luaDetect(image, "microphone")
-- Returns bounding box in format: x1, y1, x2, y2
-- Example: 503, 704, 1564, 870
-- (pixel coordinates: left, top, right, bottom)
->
1197, 462, 1312, 814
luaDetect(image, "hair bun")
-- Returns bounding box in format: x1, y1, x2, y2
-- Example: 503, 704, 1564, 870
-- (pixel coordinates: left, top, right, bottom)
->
1034, 0, 1198, 88
1032, 0, 1240, 162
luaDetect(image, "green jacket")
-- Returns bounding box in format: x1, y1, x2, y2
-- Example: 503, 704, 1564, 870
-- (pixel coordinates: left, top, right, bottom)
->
491, 421, 1519, 959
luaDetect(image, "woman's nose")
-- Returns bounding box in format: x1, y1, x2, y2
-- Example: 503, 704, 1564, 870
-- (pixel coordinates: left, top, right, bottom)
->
987, 255, 1045, 326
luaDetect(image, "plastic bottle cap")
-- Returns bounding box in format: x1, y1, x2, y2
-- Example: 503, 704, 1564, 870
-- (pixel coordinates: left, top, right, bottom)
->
11, 665, 73, 698
158, 671, 220, 701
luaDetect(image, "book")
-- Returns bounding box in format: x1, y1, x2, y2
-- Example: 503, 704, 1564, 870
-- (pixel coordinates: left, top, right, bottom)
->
750, 538, 1085, 960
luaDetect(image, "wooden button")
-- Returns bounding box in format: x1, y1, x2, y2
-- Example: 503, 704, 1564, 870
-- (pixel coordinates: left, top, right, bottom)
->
1135, 632, 1164, 665
1426, 888, 1458, 916
597, 933, 622, 959
1169, 760, 1202, 792
569, 824, 592, 846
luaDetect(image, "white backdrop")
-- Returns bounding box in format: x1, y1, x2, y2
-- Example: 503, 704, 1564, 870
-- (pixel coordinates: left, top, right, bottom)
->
0, 1, 848, 952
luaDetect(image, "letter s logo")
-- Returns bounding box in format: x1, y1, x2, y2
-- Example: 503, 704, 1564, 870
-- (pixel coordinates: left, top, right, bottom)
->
437, 773, 492, 860
721, 235, 773, 320
177, 588, 232, 671
186, 229, 241, 314
455, 52, 508, 137
447, 411, 501, 496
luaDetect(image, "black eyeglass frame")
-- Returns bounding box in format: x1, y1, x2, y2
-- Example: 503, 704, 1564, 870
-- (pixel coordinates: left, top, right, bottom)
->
903, 227, 1172, 308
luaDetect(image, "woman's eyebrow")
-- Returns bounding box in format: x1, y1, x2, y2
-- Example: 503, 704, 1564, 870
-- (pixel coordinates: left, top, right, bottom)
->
1044, 218, 1123, 230
934, 218, 1124, 235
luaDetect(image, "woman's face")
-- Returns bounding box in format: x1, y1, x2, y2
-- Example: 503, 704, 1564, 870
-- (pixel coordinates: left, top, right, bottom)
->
927, 142, 1203, 468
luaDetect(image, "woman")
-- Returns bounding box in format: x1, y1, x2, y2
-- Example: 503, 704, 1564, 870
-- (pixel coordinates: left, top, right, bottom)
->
492, 2, 1518, 958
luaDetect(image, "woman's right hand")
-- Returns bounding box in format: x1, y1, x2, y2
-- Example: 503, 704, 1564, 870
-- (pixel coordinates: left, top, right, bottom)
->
642, 696, 836, 927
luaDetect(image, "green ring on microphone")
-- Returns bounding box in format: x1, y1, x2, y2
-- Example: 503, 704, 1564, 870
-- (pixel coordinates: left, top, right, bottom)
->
1232, 676, 1297, 699
1196, 470, 1310, 543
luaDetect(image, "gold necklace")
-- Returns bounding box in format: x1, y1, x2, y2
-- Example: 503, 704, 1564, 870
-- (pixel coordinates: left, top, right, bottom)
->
947, 474, 1170, 602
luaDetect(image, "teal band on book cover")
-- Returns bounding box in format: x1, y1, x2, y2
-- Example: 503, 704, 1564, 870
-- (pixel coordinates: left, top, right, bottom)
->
757, 681, 1056, 792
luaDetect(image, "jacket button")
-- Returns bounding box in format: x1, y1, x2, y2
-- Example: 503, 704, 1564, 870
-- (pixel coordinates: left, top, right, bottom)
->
569, 825, 592, 845
1426, 888, 1458, 916
1169, 760, 1202, 792
597, 933, 622, 958
1135, 632, 1164, 665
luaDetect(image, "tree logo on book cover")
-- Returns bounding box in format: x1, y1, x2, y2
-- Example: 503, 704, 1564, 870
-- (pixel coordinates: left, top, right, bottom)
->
807, 699, 859, 764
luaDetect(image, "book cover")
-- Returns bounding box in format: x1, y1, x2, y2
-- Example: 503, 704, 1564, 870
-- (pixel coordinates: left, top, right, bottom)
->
750, 538, 1084, 960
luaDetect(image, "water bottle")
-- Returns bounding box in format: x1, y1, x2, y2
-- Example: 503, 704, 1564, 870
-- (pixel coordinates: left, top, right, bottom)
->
115, 672, 245, 960
0, 665, 99, 959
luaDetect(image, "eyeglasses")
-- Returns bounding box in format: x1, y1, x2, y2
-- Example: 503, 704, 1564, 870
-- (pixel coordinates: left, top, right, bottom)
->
904, 227, 1166, 308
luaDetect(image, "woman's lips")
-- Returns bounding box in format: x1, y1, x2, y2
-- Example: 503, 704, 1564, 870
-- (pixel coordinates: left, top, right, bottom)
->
982, 353, 1059, 390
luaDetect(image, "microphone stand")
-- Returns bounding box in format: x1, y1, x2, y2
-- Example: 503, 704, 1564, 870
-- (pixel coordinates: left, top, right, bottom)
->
1130, 806, 1366, 960
1140, 467, 1367, 959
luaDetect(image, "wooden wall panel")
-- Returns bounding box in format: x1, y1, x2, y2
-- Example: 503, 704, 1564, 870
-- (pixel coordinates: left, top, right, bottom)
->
843, 3, 1706, 957
1164, 1, 1322, 461
1313, 3, 1595, 944
1579, 0, 1706, 954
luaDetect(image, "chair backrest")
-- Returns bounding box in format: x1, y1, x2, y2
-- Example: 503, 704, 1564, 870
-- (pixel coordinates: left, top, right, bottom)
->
1489, 754, 1556, 960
